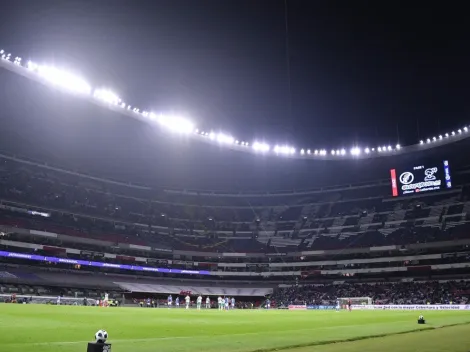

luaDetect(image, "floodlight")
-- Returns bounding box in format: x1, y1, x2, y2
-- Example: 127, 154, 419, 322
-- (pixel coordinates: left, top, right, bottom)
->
350, 147, 361, 156
36, 66, 92, 95
157, 115, 194, 134
253, 142, 270, 152
217, 133, 234, 144
93, 89, 121, 105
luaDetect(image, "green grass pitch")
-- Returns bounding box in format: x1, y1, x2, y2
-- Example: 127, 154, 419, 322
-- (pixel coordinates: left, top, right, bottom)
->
1, 305, 470, 352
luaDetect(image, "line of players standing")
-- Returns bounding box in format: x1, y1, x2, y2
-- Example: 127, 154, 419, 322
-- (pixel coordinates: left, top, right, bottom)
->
166, 295, 237, 310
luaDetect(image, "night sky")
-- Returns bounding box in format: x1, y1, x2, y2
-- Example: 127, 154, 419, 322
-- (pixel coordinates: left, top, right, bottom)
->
0, 0, 469, 151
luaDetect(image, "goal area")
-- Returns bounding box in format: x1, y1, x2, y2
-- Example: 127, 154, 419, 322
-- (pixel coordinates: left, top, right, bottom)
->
338, 297, 372, 306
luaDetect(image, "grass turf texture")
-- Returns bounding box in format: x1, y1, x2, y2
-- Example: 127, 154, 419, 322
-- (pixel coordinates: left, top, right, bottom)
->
1, 305, 470, 352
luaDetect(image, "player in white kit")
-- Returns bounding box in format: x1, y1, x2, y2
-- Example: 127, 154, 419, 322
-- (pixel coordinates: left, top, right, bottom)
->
225, 297, 229, 311
197, 295, 202, 310
57, 296, 61, 306
185, 295, 190, 309
206, 296, 211, 309
104, 293, 109, 307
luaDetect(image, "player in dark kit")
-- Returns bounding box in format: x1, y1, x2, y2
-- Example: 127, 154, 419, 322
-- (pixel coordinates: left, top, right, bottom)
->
348, 299, 352, 312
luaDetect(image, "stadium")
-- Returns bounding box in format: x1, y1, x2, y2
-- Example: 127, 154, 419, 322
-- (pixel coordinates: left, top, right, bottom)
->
1, 3, 470, 352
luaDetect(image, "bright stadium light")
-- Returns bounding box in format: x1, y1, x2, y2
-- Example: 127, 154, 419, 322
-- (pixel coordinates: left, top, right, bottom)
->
378, 147, 382, 152
300, 149, 305, 155
157, 115, 194, 134
452, 131, 455, 136
253, 142, 270, 152
387, 145, 392, 151
36, 66, 91, 95
350, 147, 361, 156
340, 149, 346, 155
93, 89, 121, 105
458, 129, 462, 134
365, 147, 370, 154
445, 133, 449, 138
274, 145, 295, 155
439, 135, 443, 140
307, 149, 311, 154
426, 138, 431, 144
216, 133, 234, 144
464, 127, 468, 132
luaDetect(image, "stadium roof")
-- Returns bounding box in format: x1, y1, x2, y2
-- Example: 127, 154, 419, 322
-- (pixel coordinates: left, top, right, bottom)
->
1, 52, 470, 191
1, 51, 470, 161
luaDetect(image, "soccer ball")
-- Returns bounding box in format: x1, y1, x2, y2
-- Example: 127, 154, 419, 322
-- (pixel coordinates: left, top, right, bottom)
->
95, 330, 108, 343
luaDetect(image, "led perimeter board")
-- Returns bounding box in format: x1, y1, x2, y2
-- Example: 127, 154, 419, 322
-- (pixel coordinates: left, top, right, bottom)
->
390, 160, 452, 197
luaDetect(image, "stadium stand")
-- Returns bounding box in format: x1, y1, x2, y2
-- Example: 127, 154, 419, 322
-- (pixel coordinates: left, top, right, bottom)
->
1, 64, 470, 306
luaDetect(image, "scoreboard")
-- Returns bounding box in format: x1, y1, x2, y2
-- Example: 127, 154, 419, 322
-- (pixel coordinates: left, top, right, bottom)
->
390, 160, 452, 197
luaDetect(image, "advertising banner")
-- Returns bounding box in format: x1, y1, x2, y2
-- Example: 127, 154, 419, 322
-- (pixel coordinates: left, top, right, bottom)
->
307, 305, 336, 310
288, 305, 307, 310
0, 250, 210, 276
351, 304, 470, 310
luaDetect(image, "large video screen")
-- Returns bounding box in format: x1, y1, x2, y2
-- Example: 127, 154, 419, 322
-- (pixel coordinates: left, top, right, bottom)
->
390, 160, 452, 197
